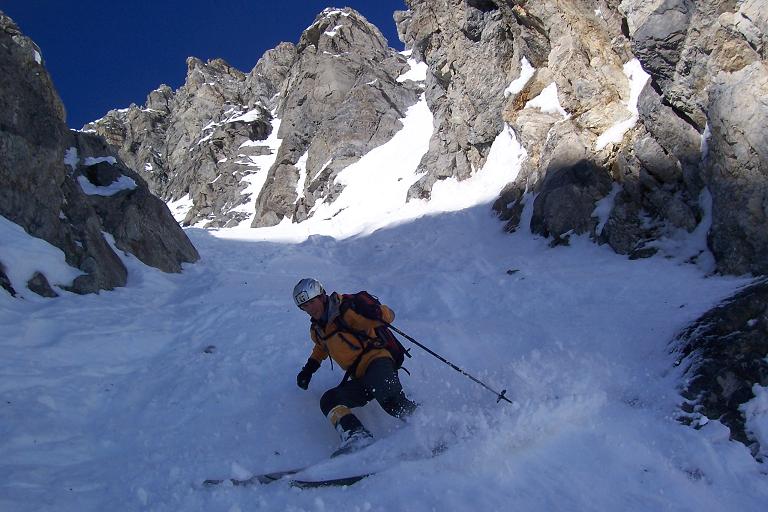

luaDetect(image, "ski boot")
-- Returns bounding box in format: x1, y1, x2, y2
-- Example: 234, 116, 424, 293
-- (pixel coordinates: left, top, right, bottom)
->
332, 415, 374, 457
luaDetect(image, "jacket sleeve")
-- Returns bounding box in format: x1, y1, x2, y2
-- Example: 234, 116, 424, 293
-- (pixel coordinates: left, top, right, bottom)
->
309, 326, 329, 362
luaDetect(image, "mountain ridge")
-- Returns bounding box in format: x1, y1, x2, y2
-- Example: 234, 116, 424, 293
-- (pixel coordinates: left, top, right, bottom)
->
82, 1, 767, 277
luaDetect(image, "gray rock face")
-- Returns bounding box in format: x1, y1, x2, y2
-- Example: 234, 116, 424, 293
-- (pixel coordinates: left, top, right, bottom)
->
85, 8, 420, 229
622, 0, 763, 131
463, 0, 767, 275
398, 0, 516, 200
596, 81, 705, 258
1, 13, 125, 295
673, 278, 768, 455
168, 57, 273, 228
470, 0, 646, 243
704, 62, 768, 275
734, 0, 768, 58
86, 56, 275, 228
252, 8, 421, 226
0, 12, 198, 297
244, 43, 298, 109
635, 0, 767, 275
398, 0, 655, 242
90, 87, 172, 194
625, 0, 693, 111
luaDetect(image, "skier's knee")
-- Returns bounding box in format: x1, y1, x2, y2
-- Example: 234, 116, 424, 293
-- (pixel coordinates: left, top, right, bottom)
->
320, 388, 340, 416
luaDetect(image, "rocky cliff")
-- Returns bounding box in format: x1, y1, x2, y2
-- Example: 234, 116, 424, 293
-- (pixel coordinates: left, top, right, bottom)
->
408, 0, 767, 277
85, 2, 765, 279
85, 8, 423, 229
0, 13, 199, 297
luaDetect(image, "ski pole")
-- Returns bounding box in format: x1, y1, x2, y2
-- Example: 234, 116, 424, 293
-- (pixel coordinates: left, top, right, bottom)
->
387, 323, 514, 405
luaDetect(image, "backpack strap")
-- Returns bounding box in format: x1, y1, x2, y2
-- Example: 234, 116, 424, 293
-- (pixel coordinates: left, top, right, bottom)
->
337, 296, 386, 346
335, 294, 406, 384
335, 299, 371, 384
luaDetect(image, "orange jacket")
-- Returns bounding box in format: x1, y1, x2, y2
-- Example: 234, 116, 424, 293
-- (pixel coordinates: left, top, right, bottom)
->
308, 292, 395, 379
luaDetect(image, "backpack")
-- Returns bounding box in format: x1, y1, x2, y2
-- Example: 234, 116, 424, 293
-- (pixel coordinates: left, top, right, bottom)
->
338, 291, 411, 372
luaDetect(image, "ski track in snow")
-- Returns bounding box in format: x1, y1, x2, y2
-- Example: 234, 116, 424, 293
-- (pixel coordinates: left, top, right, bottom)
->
2, 203, 766, 511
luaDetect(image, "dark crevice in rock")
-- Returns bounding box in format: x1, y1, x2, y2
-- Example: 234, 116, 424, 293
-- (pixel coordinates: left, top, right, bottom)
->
661, 97, 705, 133
466, 0, 498, 13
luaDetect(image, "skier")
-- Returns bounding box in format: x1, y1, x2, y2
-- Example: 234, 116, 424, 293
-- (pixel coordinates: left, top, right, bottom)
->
293, 278, 417, 455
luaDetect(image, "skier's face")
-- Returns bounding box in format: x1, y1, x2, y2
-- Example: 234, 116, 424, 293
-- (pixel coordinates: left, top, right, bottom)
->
299, 295, 325, 320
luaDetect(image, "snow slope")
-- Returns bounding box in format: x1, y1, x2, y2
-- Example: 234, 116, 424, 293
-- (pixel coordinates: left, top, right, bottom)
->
2, 93, 768, 512
2, 205, 766, 511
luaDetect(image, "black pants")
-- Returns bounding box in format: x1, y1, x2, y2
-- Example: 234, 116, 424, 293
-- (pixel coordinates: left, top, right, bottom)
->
320, 357, 416, 419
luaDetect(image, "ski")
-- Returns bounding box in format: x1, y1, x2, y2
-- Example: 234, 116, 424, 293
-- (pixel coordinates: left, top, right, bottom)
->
202, 440, 388, 488
203, 434, 451, 489
202, 466, 305, 487
289, 440, 448, 489
290, 472, 373, 489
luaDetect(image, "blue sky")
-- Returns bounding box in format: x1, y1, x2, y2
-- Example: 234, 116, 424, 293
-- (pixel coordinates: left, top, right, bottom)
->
2, 1, 407, 128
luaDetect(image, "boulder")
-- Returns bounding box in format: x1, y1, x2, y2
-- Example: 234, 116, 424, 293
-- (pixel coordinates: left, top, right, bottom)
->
27, 271, 58, 298
70, 131, 200, 273
0, 12, 127, 294
531, 159, 613, 239
0, 12, 199, 296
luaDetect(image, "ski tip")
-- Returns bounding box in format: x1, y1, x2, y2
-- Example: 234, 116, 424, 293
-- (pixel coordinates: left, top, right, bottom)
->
200, 477, 250, 488
291, 473, 372, 489
201, 478, 227, 488
200, 467, 307, 489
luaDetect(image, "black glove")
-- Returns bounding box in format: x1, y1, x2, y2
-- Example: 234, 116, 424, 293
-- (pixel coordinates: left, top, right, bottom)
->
296, 358, 320, 390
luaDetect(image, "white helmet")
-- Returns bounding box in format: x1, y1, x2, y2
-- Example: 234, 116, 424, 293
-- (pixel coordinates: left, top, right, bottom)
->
293, 278, 325, 307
